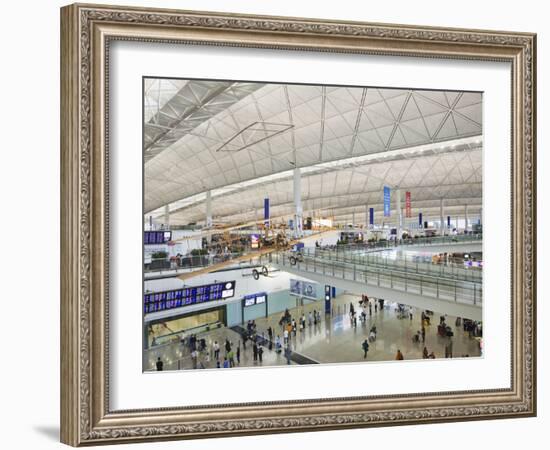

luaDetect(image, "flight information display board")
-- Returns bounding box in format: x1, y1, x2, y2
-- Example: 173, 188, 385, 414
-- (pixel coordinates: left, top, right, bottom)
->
144, 230, 172, 245
243, 292, 267, 307
144, 281, 236, 314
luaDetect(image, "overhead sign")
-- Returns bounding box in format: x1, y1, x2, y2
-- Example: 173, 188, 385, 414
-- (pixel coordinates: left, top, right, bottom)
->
383, 186, 391, 217
419, 212, 423, 227
405, 191, 412, 218
144, 281, 236, 314
369, 207, 374, 226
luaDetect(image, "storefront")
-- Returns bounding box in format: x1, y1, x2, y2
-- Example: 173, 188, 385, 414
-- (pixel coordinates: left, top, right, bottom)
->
146, 305, 226, 349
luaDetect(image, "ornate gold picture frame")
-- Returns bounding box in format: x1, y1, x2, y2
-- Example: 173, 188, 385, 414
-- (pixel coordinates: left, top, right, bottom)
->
60, 3, 536, 446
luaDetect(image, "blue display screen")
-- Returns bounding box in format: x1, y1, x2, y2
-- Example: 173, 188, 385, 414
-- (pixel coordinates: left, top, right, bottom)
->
144, 231, 172, 245
144, 281, 235, 314
243, 292, 267, 307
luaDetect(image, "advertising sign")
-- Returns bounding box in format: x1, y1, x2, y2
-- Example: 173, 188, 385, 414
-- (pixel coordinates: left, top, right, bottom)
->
301, 282, 317, 299
419, 212, 423, 227
290, 279, 318, 300
369, 207, 374, 226
383, 186, 391, 217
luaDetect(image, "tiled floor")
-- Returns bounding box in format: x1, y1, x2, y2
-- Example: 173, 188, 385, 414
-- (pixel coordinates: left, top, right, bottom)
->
145, 292, 481, 372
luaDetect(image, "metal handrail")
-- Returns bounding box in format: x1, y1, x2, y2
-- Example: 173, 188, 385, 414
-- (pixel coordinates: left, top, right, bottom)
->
144, 252, 247, 274
307, 248, 482, 283
325, 233, 482, 252
266, 252, 482, 306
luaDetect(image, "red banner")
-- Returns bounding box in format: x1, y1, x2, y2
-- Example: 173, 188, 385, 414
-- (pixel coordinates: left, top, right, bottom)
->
405, 191, 412, 218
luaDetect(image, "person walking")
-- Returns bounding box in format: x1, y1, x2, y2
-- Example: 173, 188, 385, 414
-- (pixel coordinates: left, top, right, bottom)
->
362, 339, 369, 359
156, 357, 163, 371
253, 343, 258, 362
421, 325, 426, 343
423, 346, 429, 359
236, 344, 241, 364
308, 311, 313, 327
369, 301, 372, 315
258, 346, 264, 363
242, 333, 247, 350
395, 349, 404, 360
213, 341, 220, 360
227, 349, 235, 367
283, 328, 289, 345
222, 357, 230, 368
275, 335, 282, 353
285, 345, 292, 365
225, 339, 231, 354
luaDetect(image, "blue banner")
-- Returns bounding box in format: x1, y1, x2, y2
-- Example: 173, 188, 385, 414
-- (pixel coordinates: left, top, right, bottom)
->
264, 198, 269, 226
383, 186, 391, 217
369, 207, 374, 225
447, 215, 451, 227
418, 212, 423, 227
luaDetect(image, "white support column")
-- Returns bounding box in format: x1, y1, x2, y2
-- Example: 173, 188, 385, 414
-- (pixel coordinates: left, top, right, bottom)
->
439, 198, 445, 236
352, 211, 356, 227
365, 204, 369, 228
163, 204, 170, 230
293, 168, 303, 238
206, 190, 213, 244
464, 204, 469, 232
206, 190, 212, 228
479, 206, 483, 229
396, 188, 403, 239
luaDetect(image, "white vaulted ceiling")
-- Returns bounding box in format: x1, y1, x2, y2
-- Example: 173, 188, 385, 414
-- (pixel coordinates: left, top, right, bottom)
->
144, 79, 483, 225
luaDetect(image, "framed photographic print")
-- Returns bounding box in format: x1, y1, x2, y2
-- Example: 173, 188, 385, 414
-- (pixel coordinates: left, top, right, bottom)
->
60, 3, 537, 446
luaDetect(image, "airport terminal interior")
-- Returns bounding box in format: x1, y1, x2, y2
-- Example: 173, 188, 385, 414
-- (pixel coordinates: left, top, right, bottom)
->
143, 79, 483, 372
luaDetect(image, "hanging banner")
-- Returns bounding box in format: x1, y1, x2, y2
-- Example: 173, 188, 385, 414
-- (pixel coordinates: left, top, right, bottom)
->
383, 186, 391, 217
418, 212, 423, 227
369, 207, 374, 226
405, 191, 412, 218
447, 215, 451, 227
264, 198, 270, 226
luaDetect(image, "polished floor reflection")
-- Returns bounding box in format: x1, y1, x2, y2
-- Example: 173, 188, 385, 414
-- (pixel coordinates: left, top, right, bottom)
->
144, 293, 482, 372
